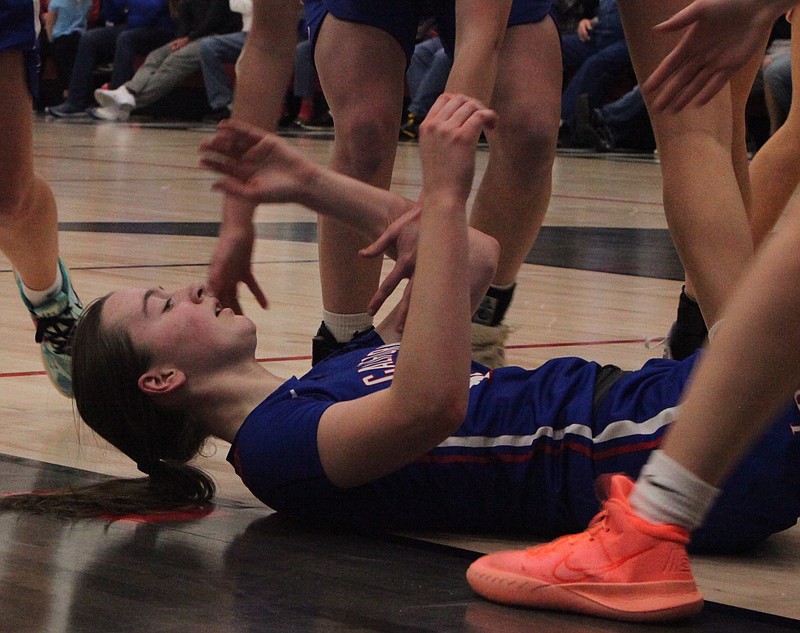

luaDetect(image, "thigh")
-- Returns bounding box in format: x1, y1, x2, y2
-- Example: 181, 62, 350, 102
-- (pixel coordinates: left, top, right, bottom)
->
80, 25, 121, 56
117, 26, 171, 57
0, 49, 34, 201
560, 33, 594, 73
314, 14, 406, 128
492, 19, 562, 139
304, 0, 423, 64
162, 40, 202, 70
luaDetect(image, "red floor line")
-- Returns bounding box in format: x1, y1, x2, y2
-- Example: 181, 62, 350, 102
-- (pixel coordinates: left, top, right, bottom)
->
0, 340, 647, 380
508, 338, 647, 350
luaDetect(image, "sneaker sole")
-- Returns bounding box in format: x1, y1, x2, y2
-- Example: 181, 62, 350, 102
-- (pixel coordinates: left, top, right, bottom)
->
94, 92, 135, 111
466, 563, 704, 622
40, 345, 72, 398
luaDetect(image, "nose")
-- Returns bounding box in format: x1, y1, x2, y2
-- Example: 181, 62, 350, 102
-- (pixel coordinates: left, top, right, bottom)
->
179, 282, 206, 304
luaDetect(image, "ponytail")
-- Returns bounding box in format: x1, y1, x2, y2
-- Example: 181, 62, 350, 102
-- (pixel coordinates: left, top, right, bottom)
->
0, 461, 214, 519
0, 297, 216, 519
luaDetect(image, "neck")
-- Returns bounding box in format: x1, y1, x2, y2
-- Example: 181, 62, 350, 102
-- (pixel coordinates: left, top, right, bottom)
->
185, 361, 286, 443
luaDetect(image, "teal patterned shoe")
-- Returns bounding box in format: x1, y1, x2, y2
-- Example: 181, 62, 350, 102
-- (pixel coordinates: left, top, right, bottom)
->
16, 259, 83, 397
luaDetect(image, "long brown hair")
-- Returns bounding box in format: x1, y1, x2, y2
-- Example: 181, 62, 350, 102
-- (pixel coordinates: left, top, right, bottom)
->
0, 296, 215, 519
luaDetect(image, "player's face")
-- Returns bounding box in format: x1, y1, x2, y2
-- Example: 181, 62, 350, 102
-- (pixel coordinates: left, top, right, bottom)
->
102, 283, 257, 374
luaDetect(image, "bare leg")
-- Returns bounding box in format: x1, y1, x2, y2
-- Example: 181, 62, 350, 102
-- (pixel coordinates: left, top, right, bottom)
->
682, 44, 765, 301
619, 0, 756, 328
662, 203, 800, 485
207, 0, 298, 310
469, 19, 561, 287
313, 16, 406, 316
748, 13, 800, 247
231, 0, 297, 128
0, 50, 59, 290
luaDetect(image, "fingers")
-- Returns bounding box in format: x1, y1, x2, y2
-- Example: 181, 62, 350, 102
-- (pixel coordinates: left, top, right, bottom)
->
395, 280, 414, 333
423, 93, 497, 141
367, 263, 408, 315
359, 231, 393, 259
244, 274, 268, 310
200, 119, 272, 160
652, 1, 704, 33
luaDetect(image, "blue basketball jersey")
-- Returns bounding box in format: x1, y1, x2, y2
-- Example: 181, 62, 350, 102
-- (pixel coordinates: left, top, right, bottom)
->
1, 0, 41, 98
228, 330, 800, 553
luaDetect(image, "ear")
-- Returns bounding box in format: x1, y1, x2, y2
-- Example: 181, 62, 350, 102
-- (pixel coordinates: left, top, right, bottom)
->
138, 368, 187, 397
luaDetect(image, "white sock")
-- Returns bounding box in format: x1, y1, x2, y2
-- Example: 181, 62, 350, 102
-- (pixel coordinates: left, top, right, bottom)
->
490, 281, 516, 292
21, 266, 63, 307
322, 310, 373, 343
629, 450, 721, 530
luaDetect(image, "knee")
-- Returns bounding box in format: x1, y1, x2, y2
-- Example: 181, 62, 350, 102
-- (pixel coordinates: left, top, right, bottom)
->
494, 104, 559, 167
333, 112, 399, 178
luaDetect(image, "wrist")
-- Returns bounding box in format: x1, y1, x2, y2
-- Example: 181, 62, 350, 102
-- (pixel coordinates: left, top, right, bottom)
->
294, 160, 325, 208
422, 188, 468, 215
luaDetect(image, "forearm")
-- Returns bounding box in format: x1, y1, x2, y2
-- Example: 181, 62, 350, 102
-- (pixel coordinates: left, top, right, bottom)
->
300, 169, 413, 243
392, 190, 471, 419
219, 194, 257, 235
445, 0, 512, 102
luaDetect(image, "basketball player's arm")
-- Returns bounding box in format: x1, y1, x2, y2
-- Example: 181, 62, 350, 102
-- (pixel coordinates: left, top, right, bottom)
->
644, 0, 792, 111
317, 95, 496, 488
207, 0, 299, 313
446, 0, 513, 103
200, 120, 498, 324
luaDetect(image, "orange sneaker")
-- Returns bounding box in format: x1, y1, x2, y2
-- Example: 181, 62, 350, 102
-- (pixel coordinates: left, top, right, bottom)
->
466, 475, 703, 622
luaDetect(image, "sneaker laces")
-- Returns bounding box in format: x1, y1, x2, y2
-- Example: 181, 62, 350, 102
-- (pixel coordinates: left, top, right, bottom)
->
34, 304, 79, 354
525, 509, 610, 556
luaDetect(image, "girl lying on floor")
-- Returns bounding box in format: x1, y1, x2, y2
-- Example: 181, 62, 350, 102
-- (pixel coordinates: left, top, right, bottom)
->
4, 95, 798, 560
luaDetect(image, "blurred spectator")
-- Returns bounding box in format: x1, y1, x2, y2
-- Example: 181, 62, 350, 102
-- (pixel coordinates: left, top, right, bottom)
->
198, 0, 252, 121
46, 0, 176, 117
558, 0, 633, 145
399, 33, 452, 141
89, 0, 243, 120
39, 0, 95, 99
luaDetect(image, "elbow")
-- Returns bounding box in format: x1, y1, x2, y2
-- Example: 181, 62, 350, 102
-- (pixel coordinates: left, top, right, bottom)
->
425, 389, 470, 437
468, 230, 500, 309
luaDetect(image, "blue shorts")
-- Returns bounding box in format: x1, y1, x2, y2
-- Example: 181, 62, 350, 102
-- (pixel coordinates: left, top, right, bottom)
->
0, 0, 41, 99
304, 0, 554, 65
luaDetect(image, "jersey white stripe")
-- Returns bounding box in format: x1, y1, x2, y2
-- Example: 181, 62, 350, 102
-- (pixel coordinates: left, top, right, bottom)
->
437, 407, 678, 450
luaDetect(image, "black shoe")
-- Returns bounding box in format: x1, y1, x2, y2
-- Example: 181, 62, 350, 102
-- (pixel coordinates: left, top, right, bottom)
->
399, 112, 421, 141
311, 321, 374, 366
572, 94, 615, 152
472, 283, 516, 327
663, 288, 708, 360
301, 110, 334, 130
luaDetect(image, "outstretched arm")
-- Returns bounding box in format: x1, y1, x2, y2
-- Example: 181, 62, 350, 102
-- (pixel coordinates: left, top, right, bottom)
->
206, 0, 298, 312
316, 95, 497, 488
201, 121, 499, 326
643, 0, 792, 112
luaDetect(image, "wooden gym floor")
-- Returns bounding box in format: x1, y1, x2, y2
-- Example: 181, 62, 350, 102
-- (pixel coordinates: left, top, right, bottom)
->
0, 117, 797, 632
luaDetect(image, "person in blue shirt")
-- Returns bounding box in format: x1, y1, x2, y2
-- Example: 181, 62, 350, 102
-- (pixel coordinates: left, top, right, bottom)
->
40, 0, 94, 97
6, 95, 799, 563
46, 0, 175, 116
